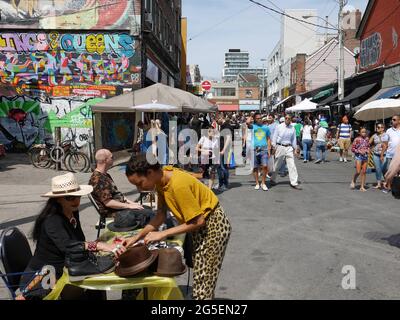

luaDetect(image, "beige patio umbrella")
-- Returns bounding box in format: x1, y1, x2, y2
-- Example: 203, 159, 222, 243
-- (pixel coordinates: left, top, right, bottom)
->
354, 98, 400, 121
92, 83, 216, 113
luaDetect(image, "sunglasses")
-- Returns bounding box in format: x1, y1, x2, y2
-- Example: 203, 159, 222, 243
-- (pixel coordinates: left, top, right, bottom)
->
65, 196, 81, 201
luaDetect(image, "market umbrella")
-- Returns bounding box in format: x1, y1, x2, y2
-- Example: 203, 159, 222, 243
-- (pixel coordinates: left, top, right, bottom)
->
353, 98, 400, 121
92, 83, 216, 113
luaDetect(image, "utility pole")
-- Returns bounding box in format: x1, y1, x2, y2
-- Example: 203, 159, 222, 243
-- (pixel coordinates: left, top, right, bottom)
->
338, 0, 345, 100
260, 59, 266, 113
325, 15, 329, 44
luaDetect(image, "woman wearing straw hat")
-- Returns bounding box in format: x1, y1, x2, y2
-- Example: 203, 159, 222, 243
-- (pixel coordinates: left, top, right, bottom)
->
18, 172, 126, 300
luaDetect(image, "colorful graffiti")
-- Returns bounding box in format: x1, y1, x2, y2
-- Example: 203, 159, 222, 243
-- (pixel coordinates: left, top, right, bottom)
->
0, 32, 141, 95
0, 96, 103, 150
360, 32, 382, 69
0, 0, 139, 30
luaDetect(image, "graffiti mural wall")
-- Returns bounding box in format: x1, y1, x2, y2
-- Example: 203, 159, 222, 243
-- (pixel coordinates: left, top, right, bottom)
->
0, 31, 142, 97
0, 0, 140, 31
0, 96, 104, 150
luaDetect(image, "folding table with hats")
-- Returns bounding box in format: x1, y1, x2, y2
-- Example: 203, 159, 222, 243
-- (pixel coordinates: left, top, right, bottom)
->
44, 233, 186, 300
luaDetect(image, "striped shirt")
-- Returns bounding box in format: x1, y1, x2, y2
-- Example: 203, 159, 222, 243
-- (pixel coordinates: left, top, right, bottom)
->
338, 123, 352, 139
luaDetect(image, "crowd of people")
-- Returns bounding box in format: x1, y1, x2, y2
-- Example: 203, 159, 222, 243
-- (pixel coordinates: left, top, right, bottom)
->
131, 110, 400, 195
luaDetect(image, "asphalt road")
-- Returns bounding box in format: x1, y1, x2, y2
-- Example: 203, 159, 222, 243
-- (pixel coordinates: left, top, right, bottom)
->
1, 151, 400, 300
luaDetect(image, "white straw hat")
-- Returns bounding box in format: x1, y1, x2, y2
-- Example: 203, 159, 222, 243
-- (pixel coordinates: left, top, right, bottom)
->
42, 173, 93, 198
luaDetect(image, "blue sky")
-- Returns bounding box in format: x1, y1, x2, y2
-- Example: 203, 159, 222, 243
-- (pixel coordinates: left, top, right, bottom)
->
182, 0, 369, 80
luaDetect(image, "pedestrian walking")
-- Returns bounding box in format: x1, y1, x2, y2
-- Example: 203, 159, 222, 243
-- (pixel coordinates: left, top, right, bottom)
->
384, 115, 400, 192
125, 156, 231, 300
369, 123, 389, 189
315, 121, 329, 164
350, 128, 370, 192
271, 114, 302, 190
217, 117, 233, 191
301, 119, 313, 163
197, 128, 219, 189
336, 115, 353, 162
249, 112, 272, 191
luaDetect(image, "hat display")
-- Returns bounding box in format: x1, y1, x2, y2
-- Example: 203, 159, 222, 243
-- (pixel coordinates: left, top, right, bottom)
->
153, 248, 187, 277
42, 172, 93, 198
115, 244, 158, 277
107, 211, 141, 232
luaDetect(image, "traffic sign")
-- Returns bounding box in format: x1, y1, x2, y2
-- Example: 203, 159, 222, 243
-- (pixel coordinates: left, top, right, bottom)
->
201, 80, 212, 91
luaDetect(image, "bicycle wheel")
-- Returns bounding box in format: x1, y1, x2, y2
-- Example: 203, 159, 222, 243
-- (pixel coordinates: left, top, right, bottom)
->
29, 147, 52, 169
67, 152, 90, 172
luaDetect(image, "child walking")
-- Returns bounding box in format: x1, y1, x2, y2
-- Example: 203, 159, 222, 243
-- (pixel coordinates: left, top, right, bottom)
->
350, 128, 370, 192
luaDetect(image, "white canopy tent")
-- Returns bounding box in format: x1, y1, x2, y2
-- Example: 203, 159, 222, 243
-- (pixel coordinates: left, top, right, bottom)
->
285, 98, 318, 113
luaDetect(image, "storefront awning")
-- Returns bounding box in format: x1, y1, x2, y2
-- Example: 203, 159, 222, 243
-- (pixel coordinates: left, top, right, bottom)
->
331, 83, 377, 106
272, 95, 295, 110
218, 105, 239, 112
353, 86, 400, 112
312, 88, 334, 101
240, 104, 260, 111
317, 93, 338, 107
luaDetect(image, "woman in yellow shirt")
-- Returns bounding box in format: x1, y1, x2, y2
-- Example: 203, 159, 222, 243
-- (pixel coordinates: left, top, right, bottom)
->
124, 154, 231, 300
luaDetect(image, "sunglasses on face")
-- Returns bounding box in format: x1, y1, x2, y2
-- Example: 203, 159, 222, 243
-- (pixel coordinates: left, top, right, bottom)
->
65, 196, 81, 201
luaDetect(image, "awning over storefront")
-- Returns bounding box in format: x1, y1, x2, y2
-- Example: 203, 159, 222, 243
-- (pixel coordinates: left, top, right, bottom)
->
271, 95, 295, 111
240, 105, 260, 111
331, 83, 377, 106
218, 105, 239, 112
317, 93, 338, 107
312, 88, 334, 101
353, 86, 400, 112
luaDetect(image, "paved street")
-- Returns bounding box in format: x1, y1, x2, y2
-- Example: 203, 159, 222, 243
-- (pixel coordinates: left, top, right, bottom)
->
1, 150, 400, 299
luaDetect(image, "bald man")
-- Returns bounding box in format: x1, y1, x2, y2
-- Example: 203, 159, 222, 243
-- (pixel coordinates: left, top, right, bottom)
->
88, 149, 143, 217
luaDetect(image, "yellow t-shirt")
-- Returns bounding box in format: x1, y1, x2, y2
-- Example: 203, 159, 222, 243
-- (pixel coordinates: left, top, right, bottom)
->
156, 166, 219, 224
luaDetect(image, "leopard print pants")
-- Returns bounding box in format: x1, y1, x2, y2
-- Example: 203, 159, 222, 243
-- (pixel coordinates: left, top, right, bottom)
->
191, 204, 231, 300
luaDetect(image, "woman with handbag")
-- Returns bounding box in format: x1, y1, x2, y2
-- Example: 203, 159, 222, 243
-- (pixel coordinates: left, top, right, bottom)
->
369, 123, 389, 189
18, 173, 125, 300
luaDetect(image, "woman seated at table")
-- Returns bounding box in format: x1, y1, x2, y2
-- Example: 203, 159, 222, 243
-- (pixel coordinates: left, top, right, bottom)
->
17, 173, 126, 300
124, 154, 232, 300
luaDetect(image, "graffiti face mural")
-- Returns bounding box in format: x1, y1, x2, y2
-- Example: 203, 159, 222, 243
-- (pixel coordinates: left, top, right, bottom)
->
0, 0, 138, 30
0, 96, 104, 150
0, 32, 141, 97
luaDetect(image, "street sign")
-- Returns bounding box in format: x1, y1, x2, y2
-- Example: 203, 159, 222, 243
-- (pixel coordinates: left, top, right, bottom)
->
201, 80, 212, 91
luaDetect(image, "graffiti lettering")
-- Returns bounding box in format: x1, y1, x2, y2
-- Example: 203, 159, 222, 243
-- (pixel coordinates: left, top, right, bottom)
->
0, 32, 141, 90
0, 33, 135, 58
360, 32, 382, 69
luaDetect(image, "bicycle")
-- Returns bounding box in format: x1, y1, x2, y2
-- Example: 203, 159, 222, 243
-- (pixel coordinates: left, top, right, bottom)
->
29, 138, 90, 173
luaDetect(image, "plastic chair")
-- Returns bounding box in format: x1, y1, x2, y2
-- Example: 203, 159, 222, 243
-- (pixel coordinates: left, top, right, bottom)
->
88, 193, 106, 239
0, 227, 33, 299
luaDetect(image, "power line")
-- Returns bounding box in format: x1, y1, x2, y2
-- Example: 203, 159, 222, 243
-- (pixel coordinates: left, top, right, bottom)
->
187, 5, 253, 42
249, 0, 338, 31
305, 42, 338, 75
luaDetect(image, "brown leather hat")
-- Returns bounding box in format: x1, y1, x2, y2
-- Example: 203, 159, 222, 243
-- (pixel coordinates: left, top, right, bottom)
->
116, 244, 158, 277
153, 248, 187, 277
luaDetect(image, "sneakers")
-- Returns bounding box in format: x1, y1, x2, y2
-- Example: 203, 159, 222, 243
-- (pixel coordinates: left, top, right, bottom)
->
65, 241, 115, 282
261, 183, 269, 191
254, 184, 260, 190
314, 159, 321, 164
350, 181, 355, 189
303, 160, 308, 163
339, 157, 343, 162
344, 158, 348, 163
